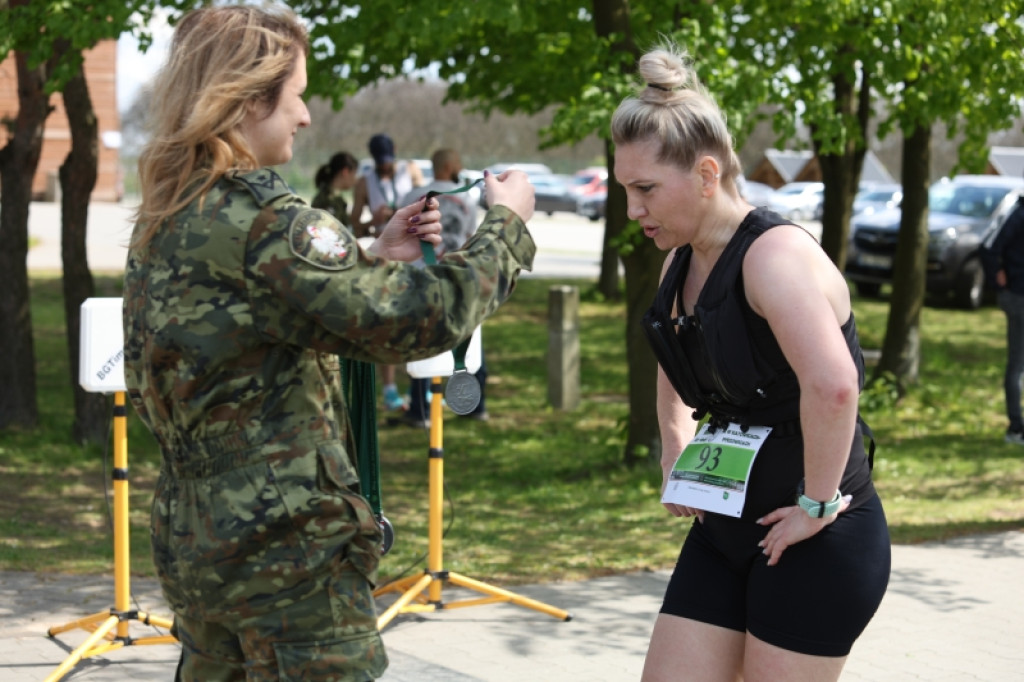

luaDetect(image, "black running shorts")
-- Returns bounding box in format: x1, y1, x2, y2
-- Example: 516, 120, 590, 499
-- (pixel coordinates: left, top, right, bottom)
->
659, 494, 891, 657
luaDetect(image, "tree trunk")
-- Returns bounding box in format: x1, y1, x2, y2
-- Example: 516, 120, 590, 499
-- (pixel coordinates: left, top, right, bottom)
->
60, 67, 108, 445
620, 236, 665, 468
591, 0, 634, 302
0, 51, 52, 430
597, 140, 621, 299
814, 58, 870, 270
590, 0, 661, 465
875, 123, 931, 389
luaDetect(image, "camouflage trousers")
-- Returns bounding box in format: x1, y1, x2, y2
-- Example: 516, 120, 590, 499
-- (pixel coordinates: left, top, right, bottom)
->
171, 567, 387, 680
154, 436, 388, 680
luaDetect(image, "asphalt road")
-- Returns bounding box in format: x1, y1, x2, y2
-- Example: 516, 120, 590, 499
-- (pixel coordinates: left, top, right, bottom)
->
26, 200, 821, 278
26, 201, 606, 278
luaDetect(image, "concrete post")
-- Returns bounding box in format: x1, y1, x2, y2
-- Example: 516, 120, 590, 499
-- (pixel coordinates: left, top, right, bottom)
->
547, 285, 580, 410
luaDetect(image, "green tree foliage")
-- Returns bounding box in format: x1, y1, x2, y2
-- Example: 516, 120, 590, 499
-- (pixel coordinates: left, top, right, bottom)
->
730, 1, 890, 268
868, 0, 1024, 390
291, 0, 773, 466
0, 0, 154, 436
721, 1, 1024, 392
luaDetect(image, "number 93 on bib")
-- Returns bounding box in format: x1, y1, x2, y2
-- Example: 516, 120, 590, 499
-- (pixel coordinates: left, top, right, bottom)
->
661, 423, 772, 517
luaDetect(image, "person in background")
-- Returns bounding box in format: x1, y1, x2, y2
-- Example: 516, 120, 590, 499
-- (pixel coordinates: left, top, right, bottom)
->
311, 151, 359, 226
351, 133, 419, 411
980, 189, 1024, 445
351, 133, 415, 239
398, 148, 488, 427
613, 43, 890, 682
123, 5, 536, 679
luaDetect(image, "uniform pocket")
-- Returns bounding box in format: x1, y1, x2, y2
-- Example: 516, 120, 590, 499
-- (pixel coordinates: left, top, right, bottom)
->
310, 442, 383, 585
274, 630, 388, 681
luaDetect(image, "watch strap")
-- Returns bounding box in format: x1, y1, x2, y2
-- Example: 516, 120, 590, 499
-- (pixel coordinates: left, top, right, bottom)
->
797, 490, 843, 518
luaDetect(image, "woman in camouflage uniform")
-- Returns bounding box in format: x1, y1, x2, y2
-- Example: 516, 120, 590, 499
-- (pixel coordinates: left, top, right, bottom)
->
312, 152, 359, 227
124, 5, 536, 680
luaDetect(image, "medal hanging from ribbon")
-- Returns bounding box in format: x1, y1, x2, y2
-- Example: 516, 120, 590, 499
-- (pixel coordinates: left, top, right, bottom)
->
443, 342, 481, 415
420, 180, 484, 415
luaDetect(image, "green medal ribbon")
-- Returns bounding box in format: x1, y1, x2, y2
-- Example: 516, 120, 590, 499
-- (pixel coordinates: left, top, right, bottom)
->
419, 180, 483, 379
341, 358, 394, 553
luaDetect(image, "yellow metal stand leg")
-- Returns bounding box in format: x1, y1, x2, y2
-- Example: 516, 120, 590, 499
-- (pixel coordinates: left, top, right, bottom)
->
45, 392, 177, 682
374, 378, 572, 629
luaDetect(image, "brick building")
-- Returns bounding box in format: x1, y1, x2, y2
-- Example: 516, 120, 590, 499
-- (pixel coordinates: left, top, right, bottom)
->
0, 40, 121, 202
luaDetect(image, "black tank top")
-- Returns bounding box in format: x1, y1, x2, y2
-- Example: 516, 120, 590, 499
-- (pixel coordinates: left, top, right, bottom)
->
643, 208, 875, 517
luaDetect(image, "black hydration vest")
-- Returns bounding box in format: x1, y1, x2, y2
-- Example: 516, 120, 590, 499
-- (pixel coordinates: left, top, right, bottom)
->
642, 208, 868, 434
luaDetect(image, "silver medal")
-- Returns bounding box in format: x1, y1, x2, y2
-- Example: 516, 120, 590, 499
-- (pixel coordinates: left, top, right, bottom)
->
445, 370, 481, 415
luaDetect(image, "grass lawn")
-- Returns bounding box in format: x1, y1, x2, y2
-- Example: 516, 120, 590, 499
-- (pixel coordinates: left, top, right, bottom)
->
1, 275, 1022, 586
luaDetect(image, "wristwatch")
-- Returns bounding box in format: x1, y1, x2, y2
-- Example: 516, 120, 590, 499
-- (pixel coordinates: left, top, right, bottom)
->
797, 490, 843, 518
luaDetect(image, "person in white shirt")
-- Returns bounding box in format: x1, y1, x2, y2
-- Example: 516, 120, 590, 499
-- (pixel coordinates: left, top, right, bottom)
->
397, 149, 489, 427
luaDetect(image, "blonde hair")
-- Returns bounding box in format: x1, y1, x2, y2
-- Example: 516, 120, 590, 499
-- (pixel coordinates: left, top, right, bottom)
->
133, 5, 309, 247
611, 43, 740, 182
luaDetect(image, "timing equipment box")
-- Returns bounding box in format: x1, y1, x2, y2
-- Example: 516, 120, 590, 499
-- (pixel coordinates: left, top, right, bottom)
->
80, 297, 127, 393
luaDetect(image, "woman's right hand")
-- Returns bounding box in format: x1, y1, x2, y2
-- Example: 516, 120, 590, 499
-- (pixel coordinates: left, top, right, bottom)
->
485, 169, 535, 222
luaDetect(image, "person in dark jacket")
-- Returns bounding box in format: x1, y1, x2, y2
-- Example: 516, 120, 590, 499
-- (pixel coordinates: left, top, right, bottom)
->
614, 43, 889, 682
981, 194, 1024, 444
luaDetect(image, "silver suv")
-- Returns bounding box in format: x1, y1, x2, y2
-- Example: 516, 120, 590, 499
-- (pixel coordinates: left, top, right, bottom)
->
845, 175, 1024, 309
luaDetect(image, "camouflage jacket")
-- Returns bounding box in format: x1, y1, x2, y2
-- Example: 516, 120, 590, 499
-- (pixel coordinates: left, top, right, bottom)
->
123, 167, 534, 481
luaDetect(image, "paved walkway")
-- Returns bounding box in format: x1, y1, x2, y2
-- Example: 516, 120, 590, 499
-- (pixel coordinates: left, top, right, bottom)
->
2, 530, 1022, 681
16, 203, 1024, 680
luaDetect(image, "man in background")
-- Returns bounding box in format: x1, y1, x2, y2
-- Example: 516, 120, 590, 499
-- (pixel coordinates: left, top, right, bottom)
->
981, 187, 1024, 445
397, 148, 489, 427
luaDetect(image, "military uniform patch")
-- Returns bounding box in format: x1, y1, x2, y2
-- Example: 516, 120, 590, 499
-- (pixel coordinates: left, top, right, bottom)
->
289, 210, 356, 271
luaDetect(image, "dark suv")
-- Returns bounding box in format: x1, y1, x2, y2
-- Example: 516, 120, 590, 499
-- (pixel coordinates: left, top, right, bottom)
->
845, 175, 1024, 309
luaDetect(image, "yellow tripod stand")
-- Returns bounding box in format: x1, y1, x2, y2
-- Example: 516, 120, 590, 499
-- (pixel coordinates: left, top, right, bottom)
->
374, 378, 572, 629
44, 391, 177, 682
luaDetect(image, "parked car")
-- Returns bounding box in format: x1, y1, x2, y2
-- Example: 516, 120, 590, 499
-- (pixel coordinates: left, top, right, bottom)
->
768, 181, 825, 221
845, 175, 1024, 309
577, 179, 607, 221
486, 162, 553, 177
479, 163, 556, 209
570, 166, 608, 198
853, 183, 903, 216
737, 177, 776, 207
530, 173, 578, 215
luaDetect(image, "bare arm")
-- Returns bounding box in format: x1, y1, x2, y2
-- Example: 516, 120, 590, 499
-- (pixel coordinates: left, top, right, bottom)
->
744, 225, 858, 564
655, 249, 701, 519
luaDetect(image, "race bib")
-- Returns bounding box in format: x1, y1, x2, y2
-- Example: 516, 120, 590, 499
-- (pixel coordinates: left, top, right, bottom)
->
661, 423, 772, 517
